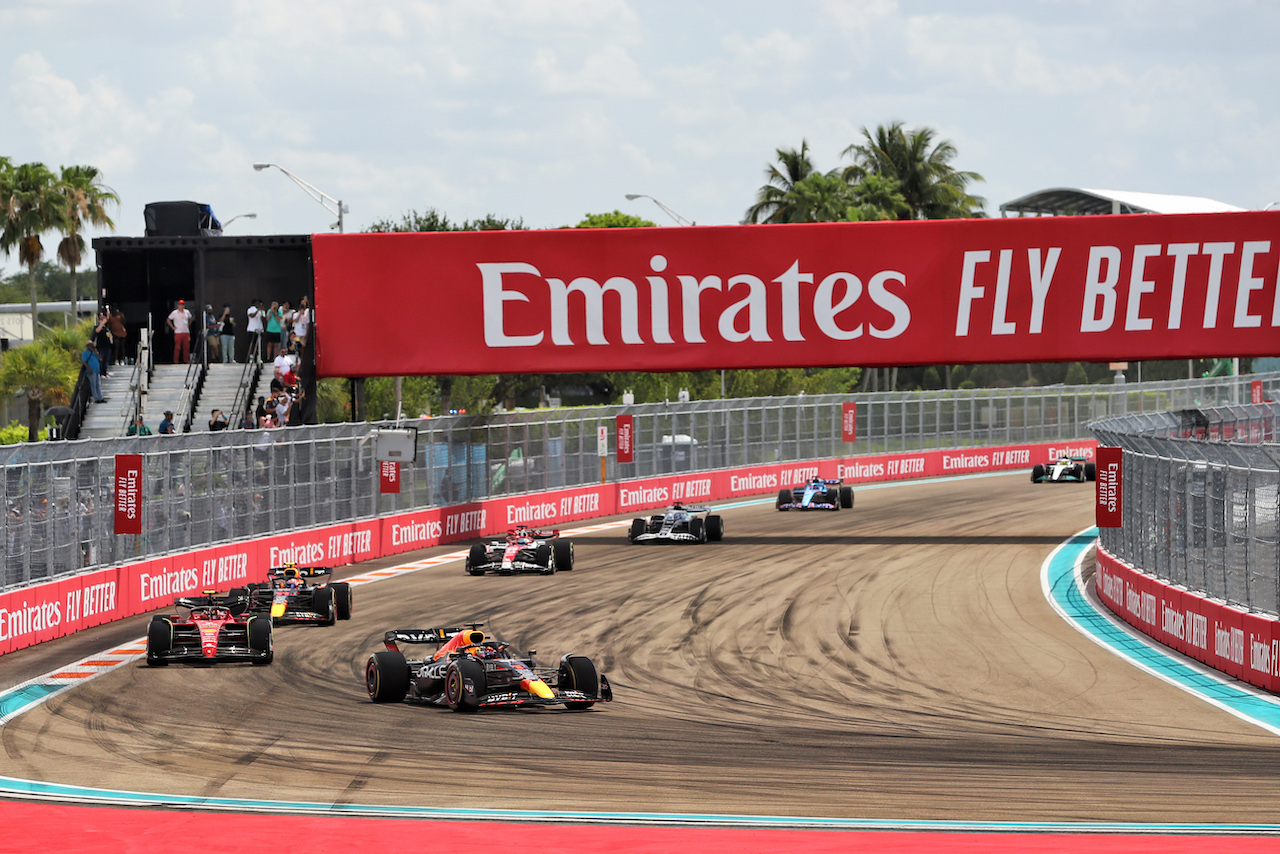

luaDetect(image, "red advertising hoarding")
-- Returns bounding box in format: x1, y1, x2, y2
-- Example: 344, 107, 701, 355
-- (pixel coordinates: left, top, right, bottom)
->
1095, 446, 1123, 528
616, 414, 634, 463
113, 454, 143, 535
842, 402, 857, 443
312, 212, 1280, 377
379, 461, 400, 494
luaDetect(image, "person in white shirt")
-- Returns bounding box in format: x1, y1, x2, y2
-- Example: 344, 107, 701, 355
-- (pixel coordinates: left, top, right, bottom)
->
246, 299, 264, 363
166, 299, 194, 364
292, 296, 311, 348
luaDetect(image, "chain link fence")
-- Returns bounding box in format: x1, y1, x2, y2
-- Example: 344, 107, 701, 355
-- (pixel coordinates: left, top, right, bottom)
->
1091, 395, 1280, 617
4, 373, 1274, 594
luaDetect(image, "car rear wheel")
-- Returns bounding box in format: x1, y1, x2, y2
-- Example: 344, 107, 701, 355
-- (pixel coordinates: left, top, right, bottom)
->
558, 655, 600, 711
445, 659, 485, 712
628, 518, 645, 542
1085, 462, 1097, 481
705, 515, 724, 541
247, 616, 273, 665
146, 617, 172, 666
826, 488, 840, 509
366, 650, 410, 702
332, 582, 353, 620
689, 517, 705, 542
1031, 464, 1045, 482
647, 515, 663, 533
466, 544, 487, 575
553, 539, 574, 571
776, 488, 791, 510
534, 542, 552, 572
840, 486, 854, 508
226, 587, 249, 615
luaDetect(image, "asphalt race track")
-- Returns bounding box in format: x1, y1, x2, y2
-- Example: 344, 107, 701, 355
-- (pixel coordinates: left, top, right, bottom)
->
3, 473, 1280, 824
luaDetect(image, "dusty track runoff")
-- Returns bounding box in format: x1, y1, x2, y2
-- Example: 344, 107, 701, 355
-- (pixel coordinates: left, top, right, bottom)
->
3, 473, 1279, 824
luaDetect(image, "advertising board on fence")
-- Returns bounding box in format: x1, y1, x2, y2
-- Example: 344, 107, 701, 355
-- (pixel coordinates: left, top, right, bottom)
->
1095, 446, 1123, 528
113, 454, 143, 535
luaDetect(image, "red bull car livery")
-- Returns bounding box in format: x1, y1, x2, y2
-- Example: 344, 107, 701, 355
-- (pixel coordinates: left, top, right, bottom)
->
244, 565, 352, 625
365, 623, 612, 712
145, 591, 273, 666
776, 476, 854, 511
465, 527, 575, 575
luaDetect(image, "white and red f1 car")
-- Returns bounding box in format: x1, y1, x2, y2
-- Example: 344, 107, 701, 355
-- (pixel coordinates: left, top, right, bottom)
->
465, 526, 574, 575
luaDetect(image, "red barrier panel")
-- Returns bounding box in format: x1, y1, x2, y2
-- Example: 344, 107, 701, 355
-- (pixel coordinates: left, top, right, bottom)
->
1155, 584, 1184, 655
1242, 612, 1279, 692
1211, 602, 1247, 681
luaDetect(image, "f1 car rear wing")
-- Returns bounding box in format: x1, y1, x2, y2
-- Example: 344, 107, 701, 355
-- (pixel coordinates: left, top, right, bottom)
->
792, 478, 842, 487
174, 590, 249, 611
267, 566, 332, 579
383, 625, 486, 653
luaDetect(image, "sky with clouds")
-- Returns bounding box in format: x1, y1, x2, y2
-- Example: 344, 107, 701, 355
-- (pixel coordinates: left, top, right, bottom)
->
2, 0, 1277, 268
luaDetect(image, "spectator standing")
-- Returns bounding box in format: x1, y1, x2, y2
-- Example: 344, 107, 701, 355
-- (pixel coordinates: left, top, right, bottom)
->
108, 306, 128, 365
158, 410, 175, 435
280, 301, 294, 355
255, 396, 267, 423
264, 300, 282, 361
218, 305, 235, 363
246, 300, 264, 362
240, 408, 255, 429
93, 312, 113, 374
204, 305, 220, 362
80, 341, 105, 403
166, 299, 194, 364
292, 296, 311, 348
208, 409, 229, 431
127, 415, 152, 436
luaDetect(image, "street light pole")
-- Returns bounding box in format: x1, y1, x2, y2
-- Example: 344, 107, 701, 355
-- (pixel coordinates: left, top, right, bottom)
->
625, 193, 694, 227
252, 163, 348, 232
222, 213, 257, 228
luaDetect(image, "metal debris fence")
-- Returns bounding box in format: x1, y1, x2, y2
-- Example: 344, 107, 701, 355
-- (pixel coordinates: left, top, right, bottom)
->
3, 373, 1273, 593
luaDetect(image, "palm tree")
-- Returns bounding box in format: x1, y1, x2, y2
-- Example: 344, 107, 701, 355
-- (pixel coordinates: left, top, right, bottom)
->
56, 165, 119, 320
743, 141, 820, 224
843, 122, 986, 219
0, 162, 67, 334
0, 339, 78, 442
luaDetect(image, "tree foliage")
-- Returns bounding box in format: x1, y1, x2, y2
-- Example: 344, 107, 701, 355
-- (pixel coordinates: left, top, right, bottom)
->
0, 336, 78, 441
565, 210, 656, 229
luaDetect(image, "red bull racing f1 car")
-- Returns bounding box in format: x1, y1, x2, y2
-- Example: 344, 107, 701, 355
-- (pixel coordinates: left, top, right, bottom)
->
777, 476, 854, 511
243, 565, 352, 625
365, 623, 612, 712
145, 591, 273, 666
465, 527, 575, 575
1031, 455, 1097, 483
628, 503, 724, 543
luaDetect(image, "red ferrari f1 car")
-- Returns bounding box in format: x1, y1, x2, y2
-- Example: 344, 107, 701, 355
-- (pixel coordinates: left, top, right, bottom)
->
145, 591, 273, 666
365, 623, 611, 712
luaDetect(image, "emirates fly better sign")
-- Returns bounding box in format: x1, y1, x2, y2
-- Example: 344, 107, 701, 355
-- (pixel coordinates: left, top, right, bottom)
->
312, 212, 1280, 377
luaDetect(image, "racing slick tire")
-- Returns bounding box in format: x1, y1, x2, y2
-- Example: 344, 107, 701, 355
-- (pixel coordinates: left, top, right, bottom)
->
705, 514, 724, 542
1085, 462, 1097, 481
647, 515, 663, 533
689, 517, 705, 542
1031, 464, 1045, 483
332, 582, 353, 620
247, 616, 273, 665
313, 586, 336, 626
776, 488, 791, 510
826, 488, 841, 510
839, 486, 854, 508
553, 539, 574, 571
466, 544, 488, 575
445, 659, 486, 712
628, 518, 645, 543
558, 655, 600, 711
146, 617, 172, 666
534, 542, 553, 572
366, 650, 410, 703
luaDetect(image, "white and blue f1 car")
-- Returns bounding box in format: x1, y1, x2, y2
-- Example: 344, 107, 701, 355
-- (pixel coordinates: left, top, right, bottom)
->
628, 503, 724, 544
776, 477, 854, 511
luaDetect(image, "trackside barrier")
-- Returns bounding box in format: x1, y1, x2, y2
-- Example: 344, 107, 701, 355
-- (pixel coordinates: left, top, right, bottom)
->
1096, 548, 1279, 693
0, 439, 1090, 657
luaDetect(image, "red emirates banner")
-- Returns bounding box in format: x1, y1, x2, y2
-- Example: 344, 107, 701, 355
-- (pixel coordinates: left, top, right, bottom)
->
312, 212, 1280, 377
615, 414, 634, 463
379, 461, 400, 494
842, 402, 857, 443
113, 454, 143, 535
1095, 446, 1123, 528
1252, 378, 1264, 404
